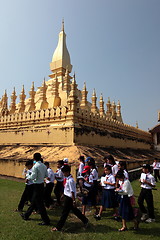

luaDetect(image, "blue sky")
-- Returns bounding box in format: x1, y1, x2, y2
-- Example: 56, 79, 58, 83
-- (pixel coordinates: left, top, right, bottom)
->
0, 0, 160, 131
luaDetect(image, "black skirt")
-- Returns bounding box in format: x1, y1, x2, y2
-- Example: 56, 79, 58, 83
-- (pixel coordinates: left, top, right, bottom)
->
119, 195, 134, 220
101, 189, 118, 208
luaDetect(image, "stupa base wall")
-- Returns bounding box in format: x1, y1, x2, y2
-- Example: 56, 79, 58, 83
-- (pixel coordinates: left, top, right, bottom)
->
74, 125, 151, 150
0, 126, 74, 145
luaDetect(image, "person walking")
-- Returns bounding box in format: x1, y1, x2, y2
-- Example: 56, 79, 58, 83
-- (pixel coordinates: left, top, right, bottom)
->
21, 152, 50, 225
51, 165, 88, 231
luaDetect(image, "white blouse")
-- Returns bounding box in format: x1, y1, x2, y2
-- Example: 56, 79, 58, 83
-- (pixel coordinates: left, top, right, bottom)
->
118, 179, 134, 197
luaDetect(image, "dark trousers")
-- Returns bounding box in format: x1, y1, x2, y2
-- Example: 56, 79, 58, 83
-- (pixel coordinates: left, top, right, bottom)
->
56, 195, 88, 231
24, 183, 50, 224
54, 181, 64, 204
18, 184, 34, 210
138, 188, 155, 219
154, 169, 160, 182
44, 182, 54, 208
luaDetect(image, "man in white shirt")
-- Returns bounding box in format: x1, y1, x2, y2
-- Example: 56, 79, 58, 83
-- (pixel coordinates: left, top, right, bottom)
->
21, 153, 50, 225
16, 160, 34, 212
51, 165, 88, 231
138, 164, 156, 223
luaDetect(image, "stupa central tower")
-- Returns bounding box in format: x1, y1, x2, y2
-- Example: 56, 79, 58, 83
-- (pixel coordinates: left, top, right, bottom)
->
49, 20, 72, 82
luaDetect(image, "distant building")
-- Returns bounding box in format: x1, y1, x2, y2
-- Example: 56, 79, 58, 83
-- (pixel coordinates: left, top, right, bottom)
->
0, 21, 151, 149
149, 112, 160, 151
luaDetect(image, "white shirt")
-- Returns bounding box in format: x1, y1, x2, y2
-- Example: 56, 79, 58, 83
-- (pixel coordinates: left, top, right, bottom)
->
101, 173, 115, 189
64, 175, 76, 198
78, 162, 85, 176
123, 170, 129, 180
140, 172, 156, 189
90, 168, 98, 181
27, 161, 48, 184
112, 164, 119, 176
84, 173, 93, 188
152, 162, 160, 170
55, 168, 64, 182
25, 169, 34, 185
45, 168, 55, 184
118, 179, 134, 197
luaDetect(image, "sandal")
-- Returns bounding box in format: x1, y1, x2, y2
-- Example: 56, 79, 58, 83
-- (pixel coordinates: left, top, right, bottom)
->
51, 227, 58, 232
118, 227, 128, 232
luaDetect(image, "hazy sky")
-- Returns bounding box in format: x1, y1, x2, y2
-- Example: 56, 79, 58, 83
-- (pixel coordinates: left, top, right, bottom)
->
0, 0, 160, 131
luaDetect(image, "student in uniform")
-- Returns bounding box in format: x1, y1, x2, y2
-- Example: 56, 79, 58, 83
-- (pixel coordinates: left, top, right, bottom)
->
105, 155, 119, 177
94, 165, 118, 220
138, 164, 156, 223
152, 158, 160, 182
51, 165, 88, 231
54, 160, 64, 205
81, 165, 99, 216
88, 158, 99, 214
44, 162, 55, 208
115, 170, 134, 231
77, 156, 85, 193
21, 153, 50, 226
118, 161, 129, 180
16, 160, 34, 212
77, 156, 85, 177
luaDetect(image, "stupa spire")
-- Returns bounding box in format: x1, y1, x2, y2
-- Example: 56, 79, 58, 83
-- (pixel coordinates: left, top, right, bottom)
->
1, 90, 8, 116
18, 85, 26, 113
99, 93, 105, 117
10, 87, 17, 114
28, 82, 36, 111
67, 73, 79, 111
80, 82, 88, 110
63, 66, 71, 93
111, 100, 117, 119
106, 97, 111, 117
116, 100, 123, 122
62, 18, 64, 31
50, 21, 72, 77
91, 89, 98, 113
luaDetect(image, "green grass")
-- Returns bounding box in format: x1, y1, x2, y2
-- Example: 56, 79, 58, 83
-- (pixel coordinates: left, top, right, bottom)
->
0, 178, 160, 240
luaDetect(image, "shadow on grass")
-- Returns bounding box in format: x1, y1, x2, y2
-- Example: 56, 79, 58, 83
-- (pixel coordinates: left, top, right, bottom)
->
60, 221, 116, 234
133, 227, 160, 237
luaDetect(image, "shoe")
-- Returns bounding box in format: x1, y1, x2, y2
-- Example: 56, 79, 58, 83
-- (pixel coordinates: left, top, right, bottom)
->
15, 208, 23, 212
113, 213, 118, 217
141, 213, 148, 221
38, 222, 50, 226
118, 227, 128, 232
145, 218, 155, 223
51, 227, 59, 232
94, 215, 101, 220
20, 213, 29, 221
114, 216, 121, 221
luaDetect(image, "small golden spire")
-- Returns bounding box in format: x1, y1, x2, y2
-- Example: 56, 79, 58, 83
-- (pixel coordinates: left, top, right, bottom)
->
99, 93, 105, 116
80, 82, 88, 110
91, 89, 98, 113
62, 18, 64, 31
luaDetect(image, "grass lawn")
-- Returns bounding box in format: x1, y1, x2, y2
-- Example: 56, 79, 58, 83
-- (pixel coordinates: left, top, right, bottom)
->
0, 178, 160, 240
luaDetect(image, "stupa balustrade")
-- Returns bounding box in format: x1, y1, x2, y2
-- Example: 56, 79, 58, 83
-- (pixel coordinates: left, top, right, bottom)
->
0, 96, 151, 144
